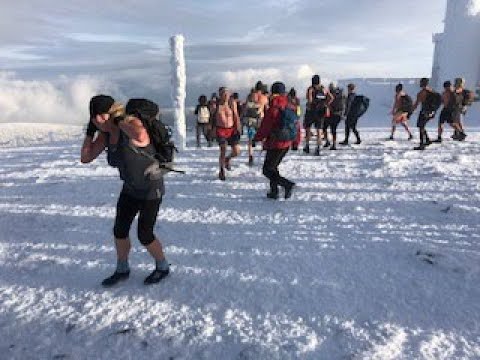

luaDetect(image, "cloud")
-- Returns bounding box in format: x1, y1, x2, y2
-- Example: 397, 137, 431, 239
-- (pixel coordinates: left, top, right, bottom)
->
468, 0, 480, 16
0, 72, 121, 125
318, 45, 366, 55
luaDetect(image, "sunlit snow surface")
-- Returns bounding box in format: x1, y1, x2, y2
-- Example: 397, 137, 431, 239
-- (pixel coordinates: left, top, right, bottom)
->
0, 124, 479, 359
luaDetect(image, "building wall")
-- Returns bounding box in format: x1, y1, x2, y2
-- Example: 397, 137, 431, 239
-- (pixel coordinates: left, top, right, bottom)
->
432, 0, 480, 91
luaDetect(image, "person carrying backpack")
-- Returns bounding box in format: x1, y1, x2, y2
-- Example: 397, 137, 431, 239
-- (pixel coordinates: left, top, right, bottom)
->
389, 83, 413, 141
339, 83, 365, 146
81, 96, 170, 287
303, 75, 334, 156
254, 82, 300, 200
324, 85, 345, 150
451, 77, 470, 141
194, 95, 212, 147
412, 78, 439, 150
433, 80, 467, 143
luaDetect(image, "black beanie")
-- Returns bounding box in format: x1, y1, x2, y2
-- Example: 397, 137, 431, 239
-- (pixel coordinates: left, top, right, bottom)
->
271, 82, 286, 95
126, 98, 159, 119
89, 95, 114, 118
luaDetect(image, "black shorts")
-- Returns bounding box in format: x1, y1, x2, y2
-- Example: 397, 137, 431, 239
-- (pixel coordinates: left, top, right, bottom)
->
113, 192, 162, 245
323, 115, 341, 131
417, 111, 432, 128
439, 109, 453, 125
304, 109, 325, 130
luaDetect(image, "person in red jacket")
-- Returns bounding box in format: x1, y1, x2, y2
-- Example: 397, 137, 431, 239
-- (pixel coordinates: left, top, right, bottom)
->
254, 81, 301, 200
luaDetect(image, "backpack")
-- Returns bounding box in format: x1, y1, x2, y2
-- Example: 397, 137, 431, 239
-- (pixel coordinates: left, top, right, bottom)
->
424, 91, 442, 113
312, 86, 328, 110
462, 89, 475, 106
197, 106, 210, 124
244, 101, 260, 120
330, 89, 346, 115
350, 95, 370, 118
399, 94, 414, 116
271, 106, 299, 141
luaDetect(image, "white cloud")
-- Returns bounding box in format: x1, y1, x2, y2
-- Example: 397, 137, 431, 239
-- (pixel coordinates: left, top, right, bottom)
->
0, 72, 119, 125
467, 0, 480, 16
318, 45, 366, 55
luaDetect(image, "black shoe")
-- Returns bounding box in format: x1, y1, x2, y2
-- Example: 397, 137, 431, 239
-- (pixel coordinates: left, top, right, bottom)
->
330, 145, 336, 150
303, 145, 310, 154
314, 146, 320, 156
102, 271, 130, 287
458, 132, 467, 141
219, 168, 226, 181
284, 182, 295, 199
248, 155, 254, 167
414, 145, 426, 151
408, 134, 413, 141
323, 141, 331, 148
432, 137, 442, 143
267, 191, 279, 199
144, 268, 170, 285
355, 139, 362, 145
388, 135, 394, 141
339, 140, 348, 146
425, 139, 432, 146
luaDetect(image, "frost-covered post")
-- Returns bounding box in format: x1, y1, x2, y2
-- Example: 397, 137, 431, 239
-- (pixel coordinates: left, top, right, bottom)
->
170, 34, 187, 151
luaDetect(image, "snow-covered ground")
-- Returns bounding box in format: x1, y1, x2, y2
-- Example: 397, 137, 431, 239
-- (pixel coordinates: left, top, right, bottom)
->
0, 123, 479, 359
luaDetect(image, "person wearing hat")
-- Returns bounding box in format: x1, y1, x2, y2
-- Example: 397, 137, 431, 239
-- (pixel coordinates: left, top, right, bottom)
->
81, 96, 170, 286
254, 82, 300, 200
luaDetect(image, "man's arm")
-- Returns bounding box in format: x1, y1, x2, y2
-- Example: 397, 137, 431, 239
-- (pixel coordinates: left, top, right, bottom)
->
412, 92, 422, 112
81, 132, 107, 164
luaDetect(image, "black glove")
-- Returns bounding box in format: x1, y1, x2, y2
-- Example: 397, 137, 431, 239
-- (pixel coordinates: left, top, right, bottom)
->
86, 121, 97, 137
113, 115, 125, 126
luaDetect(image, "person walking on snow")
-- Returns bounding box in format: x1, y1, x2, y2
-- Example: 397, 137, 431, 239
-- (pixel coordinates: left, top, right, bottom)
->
81, 96, 170, 286
254, 82, 300, 200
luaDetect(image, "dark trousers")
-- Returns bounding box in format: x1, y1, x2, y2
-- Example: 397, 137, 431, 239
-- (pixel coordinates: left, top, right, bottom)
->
417, 112, 431, 145
344, 115, 360, 142
262, 148, 293, 194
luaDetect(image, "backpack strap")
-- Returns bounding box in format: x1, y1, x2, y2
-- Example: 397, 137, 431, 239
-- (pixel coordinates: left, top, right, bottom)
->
127, 143, 185, 174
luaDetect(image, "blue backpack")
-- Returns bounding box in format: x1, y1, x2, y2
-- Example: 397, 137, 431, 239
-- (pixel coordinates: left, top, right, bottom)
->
271, 106, 299, 141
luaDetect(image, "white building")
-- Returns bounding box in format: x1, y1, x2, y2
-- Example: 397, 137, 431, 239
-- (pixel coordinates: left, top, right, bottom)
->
431, 0, 480, 92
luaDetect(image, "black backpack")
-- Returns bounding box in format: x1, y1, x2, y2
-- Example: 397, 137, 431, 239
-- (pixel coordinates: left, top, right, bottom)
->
350, 95, 370, 118
462, 89, 475, 106
125, 99, 181, 175
330, 89, 346, 115
399, 95, 414, 116
424, 91, 442, 113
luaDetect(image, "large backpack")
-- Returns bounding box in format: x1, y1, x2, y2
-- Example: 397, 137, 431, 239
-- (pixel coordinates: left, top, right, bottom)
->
271, 106, 299, 141
244, 101, 260, 120
350, 95, 370, 118
197, 106, 210, 124
330, 89, 346, 115
125, 99, 178, 173
399, 94, 414, 117
424, 91, 442, 113
462, 89, 475, 106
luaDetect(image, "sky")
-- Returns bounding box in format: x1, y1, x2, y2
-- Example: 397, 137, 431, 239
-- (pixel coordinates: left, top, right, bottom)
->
0, 0, 450, 122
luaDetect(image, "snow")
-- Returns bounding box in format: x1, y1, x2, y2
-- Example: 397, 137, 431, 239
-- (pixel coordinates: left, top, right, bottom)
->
0, 123, 479, 359
170, 35, 187, 151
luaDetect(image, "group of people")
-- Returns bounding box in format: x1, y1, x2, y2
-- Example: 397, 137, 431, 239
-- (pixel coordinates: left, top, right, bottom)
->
390, 77, 474, 150
81, 75, 475, 287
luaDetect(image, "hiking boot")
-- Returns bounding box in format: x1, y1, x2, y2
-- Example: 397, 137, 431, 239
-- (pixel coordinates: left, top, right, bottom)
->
144, 268, 170, 285
355, 139, 362, 145
330, 145, 336, 150
408, 134, 413, 141
323, 141, 331, 148
458, 132, 467, 141
388, 135, 394, 141
267, 191, 279, 199
433, 137, 442, 143
284, 182, 295, 199
314, 146, 320, 156
248, 155, 254, 167
303, 145, 310, 154
414, 145, 426, 151
339, 140, 348, 146
101, 271, 130, 287
219, 168, 226, 181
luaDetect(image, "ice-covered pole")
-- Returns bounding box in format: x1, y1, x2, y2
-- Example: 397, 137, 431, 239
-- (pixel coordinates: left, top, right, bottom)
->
170, 34, 187, 150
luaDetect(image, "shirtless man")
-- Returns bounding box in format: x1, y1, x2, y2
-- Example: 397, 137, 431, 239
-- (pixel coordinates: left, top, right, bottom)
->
216, 87, 241, 181
303, 75, 334, 155
247, 81, 269, 165
389, 83, 413, 141
433, 80, 466, 143
412, 78, 434, 150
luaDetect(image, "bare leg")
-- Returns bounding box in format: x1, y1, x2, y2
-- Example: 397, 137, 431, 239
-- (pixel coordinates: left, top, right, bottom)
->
219, 143, 227, 169
145, 238, 166, 261
401, 122, 412, 138
115, 237, 131, 261
196, 125, 201, 147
